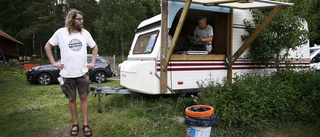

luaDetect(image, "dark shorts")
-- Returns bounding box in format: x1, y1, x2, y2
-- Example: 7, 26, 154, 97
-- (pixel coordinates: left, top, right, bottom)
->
60, 73, 90, 100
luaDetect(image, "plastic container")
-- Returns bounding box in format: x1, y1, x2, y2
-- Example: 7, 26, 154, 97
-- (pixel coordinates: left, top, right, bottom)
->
186, 126, 212, 137
185, 105, 215, 137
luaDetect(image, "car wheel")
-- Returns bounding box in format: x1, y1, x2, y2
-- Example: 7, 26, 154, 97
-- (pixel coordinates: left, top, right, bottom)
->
93, 71, 106, 83
37, 73, 53, 85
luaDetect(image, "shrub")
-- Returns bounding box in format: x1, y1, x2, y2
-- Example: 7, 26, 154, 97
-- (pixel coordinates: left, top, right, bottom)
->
0, 59, 24, 73
198, 69, 320, 131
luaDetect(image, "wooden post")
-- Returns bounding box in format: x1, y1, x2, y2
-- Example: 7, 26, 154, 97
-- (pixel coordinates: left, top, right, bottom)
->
160, 0, 168, 93
226, 8, 233, 88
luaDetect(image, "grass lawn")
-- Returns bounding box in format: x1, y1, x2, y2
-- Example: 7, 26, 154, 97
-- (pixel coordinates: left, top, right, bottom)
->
0, 70, 319, 137
0, 71, 187, 137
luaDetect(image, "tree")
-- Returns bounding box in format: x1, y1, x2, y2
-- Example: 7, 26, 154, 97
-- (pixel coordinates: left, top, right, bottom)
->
67, 0, 100, 36
305, 0, 320, 45
95, 0, 160, 60
0, 0, 160, 62
0, 0, 34, 58
17, 0, 58, 60
0, 0, 25, 36
241, 0, 311, 71
0, 0, 100, 62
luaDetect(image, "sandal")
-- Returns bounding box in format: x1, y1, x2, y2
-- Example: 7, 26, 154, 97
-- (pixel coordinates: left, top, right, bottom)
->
83, 125, 92, 137
70, 124, 79, 136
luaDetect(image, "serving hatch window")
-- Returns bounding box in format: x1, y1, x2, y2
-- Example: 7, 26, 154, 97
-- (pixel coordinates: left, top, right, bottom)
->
133, 30, 159, 54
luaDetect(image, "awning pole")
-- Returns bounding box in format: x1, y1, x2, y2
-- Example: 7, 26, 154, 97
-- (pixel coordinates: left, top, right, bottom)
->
160, 0, 168, 93
226, 8, 233, 89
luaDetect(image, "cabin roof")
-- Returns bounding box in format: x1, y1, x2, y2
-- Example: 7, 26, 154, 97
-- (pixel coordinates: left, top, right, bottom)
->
0, 29, 23, 45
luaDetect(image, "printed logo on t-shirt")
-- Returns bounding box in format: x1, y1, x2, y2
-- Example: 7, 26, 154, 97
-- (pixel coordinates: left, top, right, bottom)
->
69, 39, 82, 51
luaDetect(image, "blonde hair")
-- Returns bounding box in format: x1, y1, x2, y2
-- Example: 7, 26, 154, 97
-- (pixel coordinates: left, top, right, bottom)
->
65, 9, 83, 34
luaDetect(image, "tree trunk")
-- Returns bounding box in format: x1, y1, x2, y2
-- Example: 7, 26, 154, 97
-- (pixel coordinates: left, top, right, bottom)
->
120, 33, 124, 61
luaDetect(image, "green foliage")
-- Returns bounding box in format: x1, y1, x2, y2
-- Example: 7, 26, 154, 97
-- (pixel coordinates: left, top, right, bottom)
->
0, 0, 160, 61
287, 0, 320, 45
242, 3, 309, 69
94, 0, 160, 60
0, 59, 24, 73
68, 0, 101, 36
274, 69, 320, 121
16, 0, 59, 59
0, 0, 25, 34
198, 69, 320, 133
95, 94, 188, 137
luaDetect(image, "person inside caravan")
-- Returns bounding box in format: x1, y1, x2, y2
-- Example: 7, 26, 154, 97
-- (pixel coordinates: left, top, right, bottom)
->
193, 15, 214, 53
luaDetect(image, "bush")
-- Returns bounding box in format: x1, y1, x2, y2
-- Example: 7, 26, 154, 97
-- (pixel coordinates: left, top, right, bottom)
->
0, 59, 24, 73
198, 69, 320, 132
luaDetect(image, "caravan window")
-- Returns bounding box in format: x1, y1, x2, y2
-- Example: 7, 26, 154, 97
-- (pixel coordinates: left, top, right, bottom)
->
133, 30, 159, 54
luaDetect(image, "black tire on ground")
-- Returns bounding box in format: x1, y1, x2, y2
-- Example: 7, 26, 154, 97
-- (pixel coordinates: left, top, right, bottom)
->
37, 73, 53, 85
93, 71, 106, 83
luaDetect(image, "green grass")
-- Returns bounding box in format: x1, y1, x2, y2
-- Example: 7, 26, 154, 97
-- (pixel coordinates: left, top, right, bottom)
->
0, 69, 319, 137
0, 70, 187, 137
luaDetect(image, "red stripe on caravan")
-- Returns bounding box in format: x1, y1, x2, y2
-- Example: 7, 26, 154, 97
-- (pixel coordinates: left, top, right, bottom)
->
165, 62, 225, 66
233, 24, 245, 29
157, 60, 309, 67
156, 60, 309, 71
157, 65, 310, 71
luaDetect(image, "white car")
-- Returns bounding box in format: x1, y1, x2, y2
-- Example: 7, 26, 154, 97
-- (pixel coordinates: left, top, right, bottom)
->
310, 45, 320, 73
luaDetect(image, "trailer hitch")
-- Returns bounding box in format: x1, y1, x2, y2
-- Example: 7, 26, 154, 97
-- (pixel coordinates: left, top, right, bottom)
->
90, 82, 132, 113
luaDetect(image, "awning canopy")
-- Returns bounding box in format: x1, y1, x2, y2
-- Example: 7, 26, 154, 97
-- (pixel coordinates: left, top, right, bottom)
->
175, 0, 293, 9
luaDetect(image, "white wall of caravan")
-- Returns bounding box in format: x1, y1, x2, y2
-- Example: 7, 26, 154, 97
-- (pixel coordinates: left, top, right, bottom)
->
120, 60, 160, 94
167, 69, 227, 89
232, 9, 252, 59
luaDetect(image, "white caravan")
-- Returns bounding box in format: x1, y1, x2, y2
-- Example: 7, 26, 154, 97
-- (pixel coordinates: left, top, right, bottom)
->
119, 0, 310, 95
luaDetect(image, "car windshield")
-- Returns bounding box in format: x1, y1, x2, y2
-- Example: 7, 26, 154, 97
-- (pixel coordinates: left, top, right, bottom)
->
310, 49, 317, 55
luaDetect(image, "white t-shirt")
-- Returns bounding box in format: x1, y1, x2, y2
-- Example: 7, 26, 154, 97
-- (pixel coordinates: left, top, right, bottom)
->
194, 25, 214, 52
194, 24, 214, 40
48, 27, 96, 78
